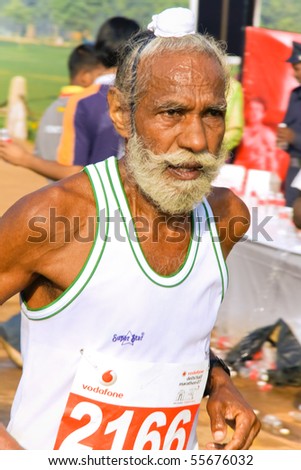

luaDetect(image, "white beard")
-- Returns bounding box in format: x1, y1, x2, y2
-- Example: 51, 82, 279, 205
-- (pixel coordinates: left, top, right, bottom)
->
125, 133, 227, 215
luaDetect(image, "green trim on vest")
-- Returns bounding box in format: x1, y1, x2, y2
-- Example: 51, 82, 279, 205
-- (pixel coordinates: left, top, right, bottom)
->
22, 167, 109, 319
202, 201, 228, 301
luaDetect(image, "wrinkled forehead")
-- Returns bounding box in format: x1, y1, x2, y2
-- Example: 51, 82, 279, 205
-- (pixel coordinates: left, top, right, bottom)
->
138, 50, 226, 92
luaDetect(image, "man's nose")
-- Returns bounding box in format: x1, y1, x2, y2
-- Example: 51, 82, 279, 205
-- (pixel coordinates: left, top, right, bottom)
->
177, 115, 207, 153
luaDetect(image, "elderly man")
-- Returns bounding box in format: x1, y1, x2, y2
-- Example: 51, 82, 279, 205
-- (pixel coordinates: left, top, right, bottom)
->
0, 8, 260, 450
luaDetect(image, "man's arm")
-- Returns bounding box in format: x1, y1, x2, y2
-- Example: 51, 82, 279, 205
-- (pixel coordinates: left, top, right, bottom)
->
0, 187, 51, 304
293, 195, 301, 229
209, 187, 250, 260
277, 125, 301, 151
278, 90, 301, 152
0, 140, 83, 180
0, 170, 95, 306
204, 351, 261, 450
0, 424, 23, 450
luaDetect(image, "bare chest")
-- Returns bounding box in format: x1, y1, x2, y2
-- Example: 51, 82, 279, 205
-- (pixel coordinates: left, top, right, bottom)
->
138, 231, 191, 276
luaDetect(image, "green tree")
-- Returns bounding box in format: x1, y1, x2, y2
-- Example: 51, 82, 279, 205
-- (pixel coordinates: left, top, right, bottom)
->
2, 0, 31, 34
91, 0, 189, 28
88, 0, 190, 39
1, 0, 55, 37
260, 0, 301, 33
49, 0, 102, 34
47, 0, 190, 41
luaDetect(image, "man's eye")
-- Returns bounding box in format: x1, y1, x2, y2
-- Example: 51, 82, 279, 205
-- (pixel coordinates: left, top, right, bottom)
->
207, 108, 225, 118
164, 109, 182, 116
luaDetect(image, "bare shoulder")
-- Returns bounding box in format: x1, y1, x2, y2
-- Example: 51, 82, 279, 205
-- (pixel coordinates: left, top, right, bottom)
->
208, 186, 249, 220
0, 171, 95, 267
0, 171, 96, 304
44, 170, 95, 217
207, 187, 250, 258
2, 171, 94, 222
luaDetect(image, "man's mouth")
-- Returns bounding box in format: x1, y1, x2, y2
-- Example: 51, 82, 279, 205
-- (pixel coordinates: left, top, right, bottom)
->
167, 164, 203, 180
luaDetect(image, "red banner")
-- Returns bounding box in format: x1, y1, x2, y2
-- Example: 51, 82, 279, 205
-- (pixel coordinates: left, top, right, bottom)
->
234, 27, 301, 182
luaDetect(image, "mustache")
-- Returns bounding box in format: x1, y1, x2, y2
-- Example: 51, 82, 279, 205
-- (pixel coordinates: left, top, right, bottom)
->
162, 150, 223, 169
127, 134, 226, 171
138, 145, 226, 173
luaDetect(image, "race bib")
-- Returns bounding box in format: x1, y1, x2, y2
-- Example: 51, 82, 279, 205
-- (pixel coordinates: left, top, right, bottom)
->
54, 351, 208, 450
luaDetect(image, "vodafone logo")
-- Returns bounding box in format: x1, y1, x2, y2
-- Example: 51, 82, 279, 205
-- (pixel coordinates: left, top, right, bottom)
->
100, 370, 117, 386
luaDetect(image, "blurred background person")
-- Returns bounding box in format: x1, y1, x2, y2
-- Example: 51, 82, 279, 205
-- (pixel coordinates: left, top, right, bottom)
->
35, 43, 105, 169
57, 16, 140, 168
235, 97, 276, 171
5, 76, 28, 141
234, 97, 282, 177
276, 41, 301, 207
224, 56, 244, 163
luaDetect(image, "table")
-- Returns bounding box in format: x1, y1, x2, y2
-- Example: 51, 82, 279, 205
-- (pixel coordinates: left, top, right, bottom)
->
216, 210, 301, 345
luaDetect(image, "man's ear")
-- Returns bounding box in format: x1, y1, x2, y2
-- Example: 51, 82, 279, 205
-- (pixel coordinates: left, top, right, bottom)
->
107, 87, 131, 139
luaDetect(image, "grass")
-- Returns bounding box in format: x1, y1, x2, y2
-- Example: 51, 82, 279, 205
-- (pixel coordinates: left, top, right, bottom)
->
0, 40, 73, 133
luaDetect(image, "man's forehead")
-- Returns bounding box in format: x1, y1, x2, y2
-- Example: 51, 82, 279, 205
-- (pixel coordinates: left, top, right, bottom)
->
138, 51, 226, 102
141, 50, 223, 84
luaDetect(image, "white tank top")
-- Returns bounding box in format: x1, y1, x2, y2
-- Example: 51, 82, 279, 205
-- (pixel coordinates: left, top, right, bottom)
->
8, 156, 228, 450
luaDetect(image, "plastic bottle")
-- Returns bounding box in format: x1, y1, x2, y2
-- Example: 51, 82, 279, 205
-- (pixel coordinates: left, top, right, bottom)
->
238, 366, 250, 379
277, 123, 289, 150
261, 414, 290, 436
267, 191, 278, 218
257, 195, 267, 218
249, 190, 258, 208
275, 191, 285, 209
261, 341, 277, 370
216, 335, 231, 350
273, 192, 285, 222
0, 128, 12, 142
257, 380, 273, 391
288, 410, 301, 422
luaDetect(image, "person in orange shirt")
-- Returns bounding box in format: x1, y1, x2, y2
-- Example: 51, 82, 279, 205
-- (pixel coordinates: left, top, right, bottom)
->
35, 43, 105, 173
57, 16, 140, 168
